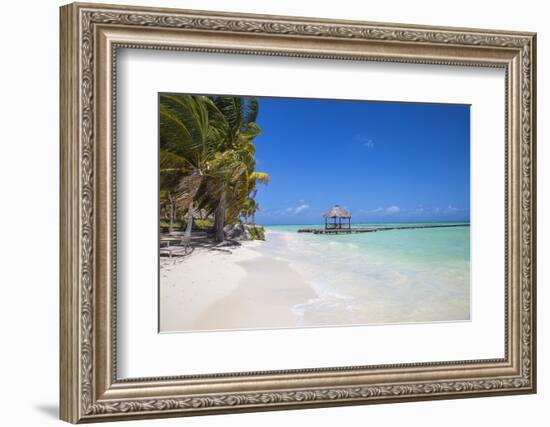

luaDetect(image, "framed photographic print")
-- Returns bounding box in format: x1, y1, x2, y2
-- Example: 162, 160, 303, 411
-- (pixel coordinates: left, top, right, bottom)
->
60, 2, 537, 423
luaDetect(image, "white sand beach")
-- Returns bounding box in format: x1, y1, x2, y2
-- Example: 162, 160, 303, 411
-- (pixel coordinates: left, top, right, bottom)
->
159, 239, 316, 332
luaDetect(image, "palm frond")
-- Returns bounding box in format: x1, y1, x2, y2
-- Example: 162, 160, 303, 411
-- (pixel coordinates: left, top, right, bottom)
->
211, 96, 243, 143
160, 95, 227, 165
249, 171, 270, 185
226, 170, 249, 223
243, 97, 259, 125
159, 150, 189, 171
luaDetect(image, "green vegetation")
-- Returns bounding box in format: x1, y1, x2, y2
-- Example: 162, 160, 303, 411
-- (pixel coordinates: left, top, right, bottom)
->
159, 94, 269, 241
248, 225, 265, 241
159, 217, 213, 233
194, 218, 215, 229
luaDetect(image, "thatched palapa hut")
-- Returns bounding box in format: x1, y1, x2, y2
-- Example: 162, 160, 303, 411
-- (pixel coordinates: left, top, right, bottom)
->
323, 205, 352, 230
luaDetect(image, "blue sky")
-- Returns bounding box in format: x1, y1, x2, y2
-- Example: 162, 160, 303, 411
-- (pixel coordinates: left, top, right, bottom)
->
251, 96, 470, 225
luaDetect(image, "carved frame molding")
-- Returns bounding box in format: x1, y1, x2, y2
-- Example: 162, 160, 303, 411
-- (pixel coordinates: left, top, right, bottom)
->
60, 2, 536, 423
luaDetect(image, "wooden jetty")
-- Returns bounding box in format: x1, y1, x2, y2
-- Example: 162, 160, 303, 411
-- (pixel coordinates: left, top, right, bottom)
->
297, 223, 470, 235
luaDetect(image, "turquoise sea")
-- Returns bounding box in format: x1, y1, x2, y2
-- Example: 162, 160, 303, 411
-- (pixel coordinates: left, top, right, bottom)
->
262, 222, 470, 326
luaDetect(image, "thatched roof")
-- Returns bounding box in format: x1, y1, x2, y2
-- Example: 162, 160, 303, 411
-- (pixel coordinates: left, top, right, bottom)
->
323, 205, 351, 218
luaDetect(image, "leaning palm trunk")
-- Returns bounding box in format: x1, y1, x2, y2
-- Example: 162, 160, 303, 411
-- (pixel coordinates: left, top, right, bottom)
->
176, 170, 203, 211
176, 170, 202, 237
214, 190, 227, 242
185, 202, 195, 237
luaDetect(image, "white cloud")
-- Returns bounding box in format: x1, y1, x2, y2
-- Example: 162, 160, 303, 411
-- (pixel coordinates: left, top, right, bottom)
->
445, 205, 459, 213
363, 140, 374, 149
355, 207, 382, 215
354, 134, 375, 149
358, 206, 400, 216
284, 203, 309, 215
425, 205, 463, 215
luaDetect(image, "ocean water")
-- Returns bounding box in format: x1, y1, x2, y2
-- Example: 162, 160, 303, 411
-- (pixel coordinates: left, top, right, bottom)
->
262, 223, 470, 326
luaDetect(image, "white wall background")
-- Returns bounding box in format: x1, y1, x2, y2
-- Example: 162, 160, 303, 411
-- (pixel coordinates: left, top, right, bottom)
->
0, 0, 546, 426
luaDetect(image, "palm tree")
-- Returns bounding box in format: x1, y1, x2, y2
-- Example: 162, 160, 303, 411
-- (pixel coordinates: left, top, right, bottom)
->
200, 149, 250, 241
242, 197, 260, 224
250, 200, 259, 224
160, 94, 271, 243
244, 172, 270, 223
209, 96, 268, 241
159, 95, 228, 236
159, 150, 197, 235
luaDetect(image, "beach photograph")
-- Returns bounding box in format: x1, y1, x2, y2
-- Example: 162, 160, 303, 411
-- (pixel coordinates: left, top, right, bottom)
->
158, 93, 470, 333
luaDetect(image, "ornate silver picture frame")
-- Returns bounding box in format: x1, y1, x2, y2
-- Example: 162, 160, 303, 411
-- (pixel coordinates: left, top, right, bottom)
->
60, 2, 536, 423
